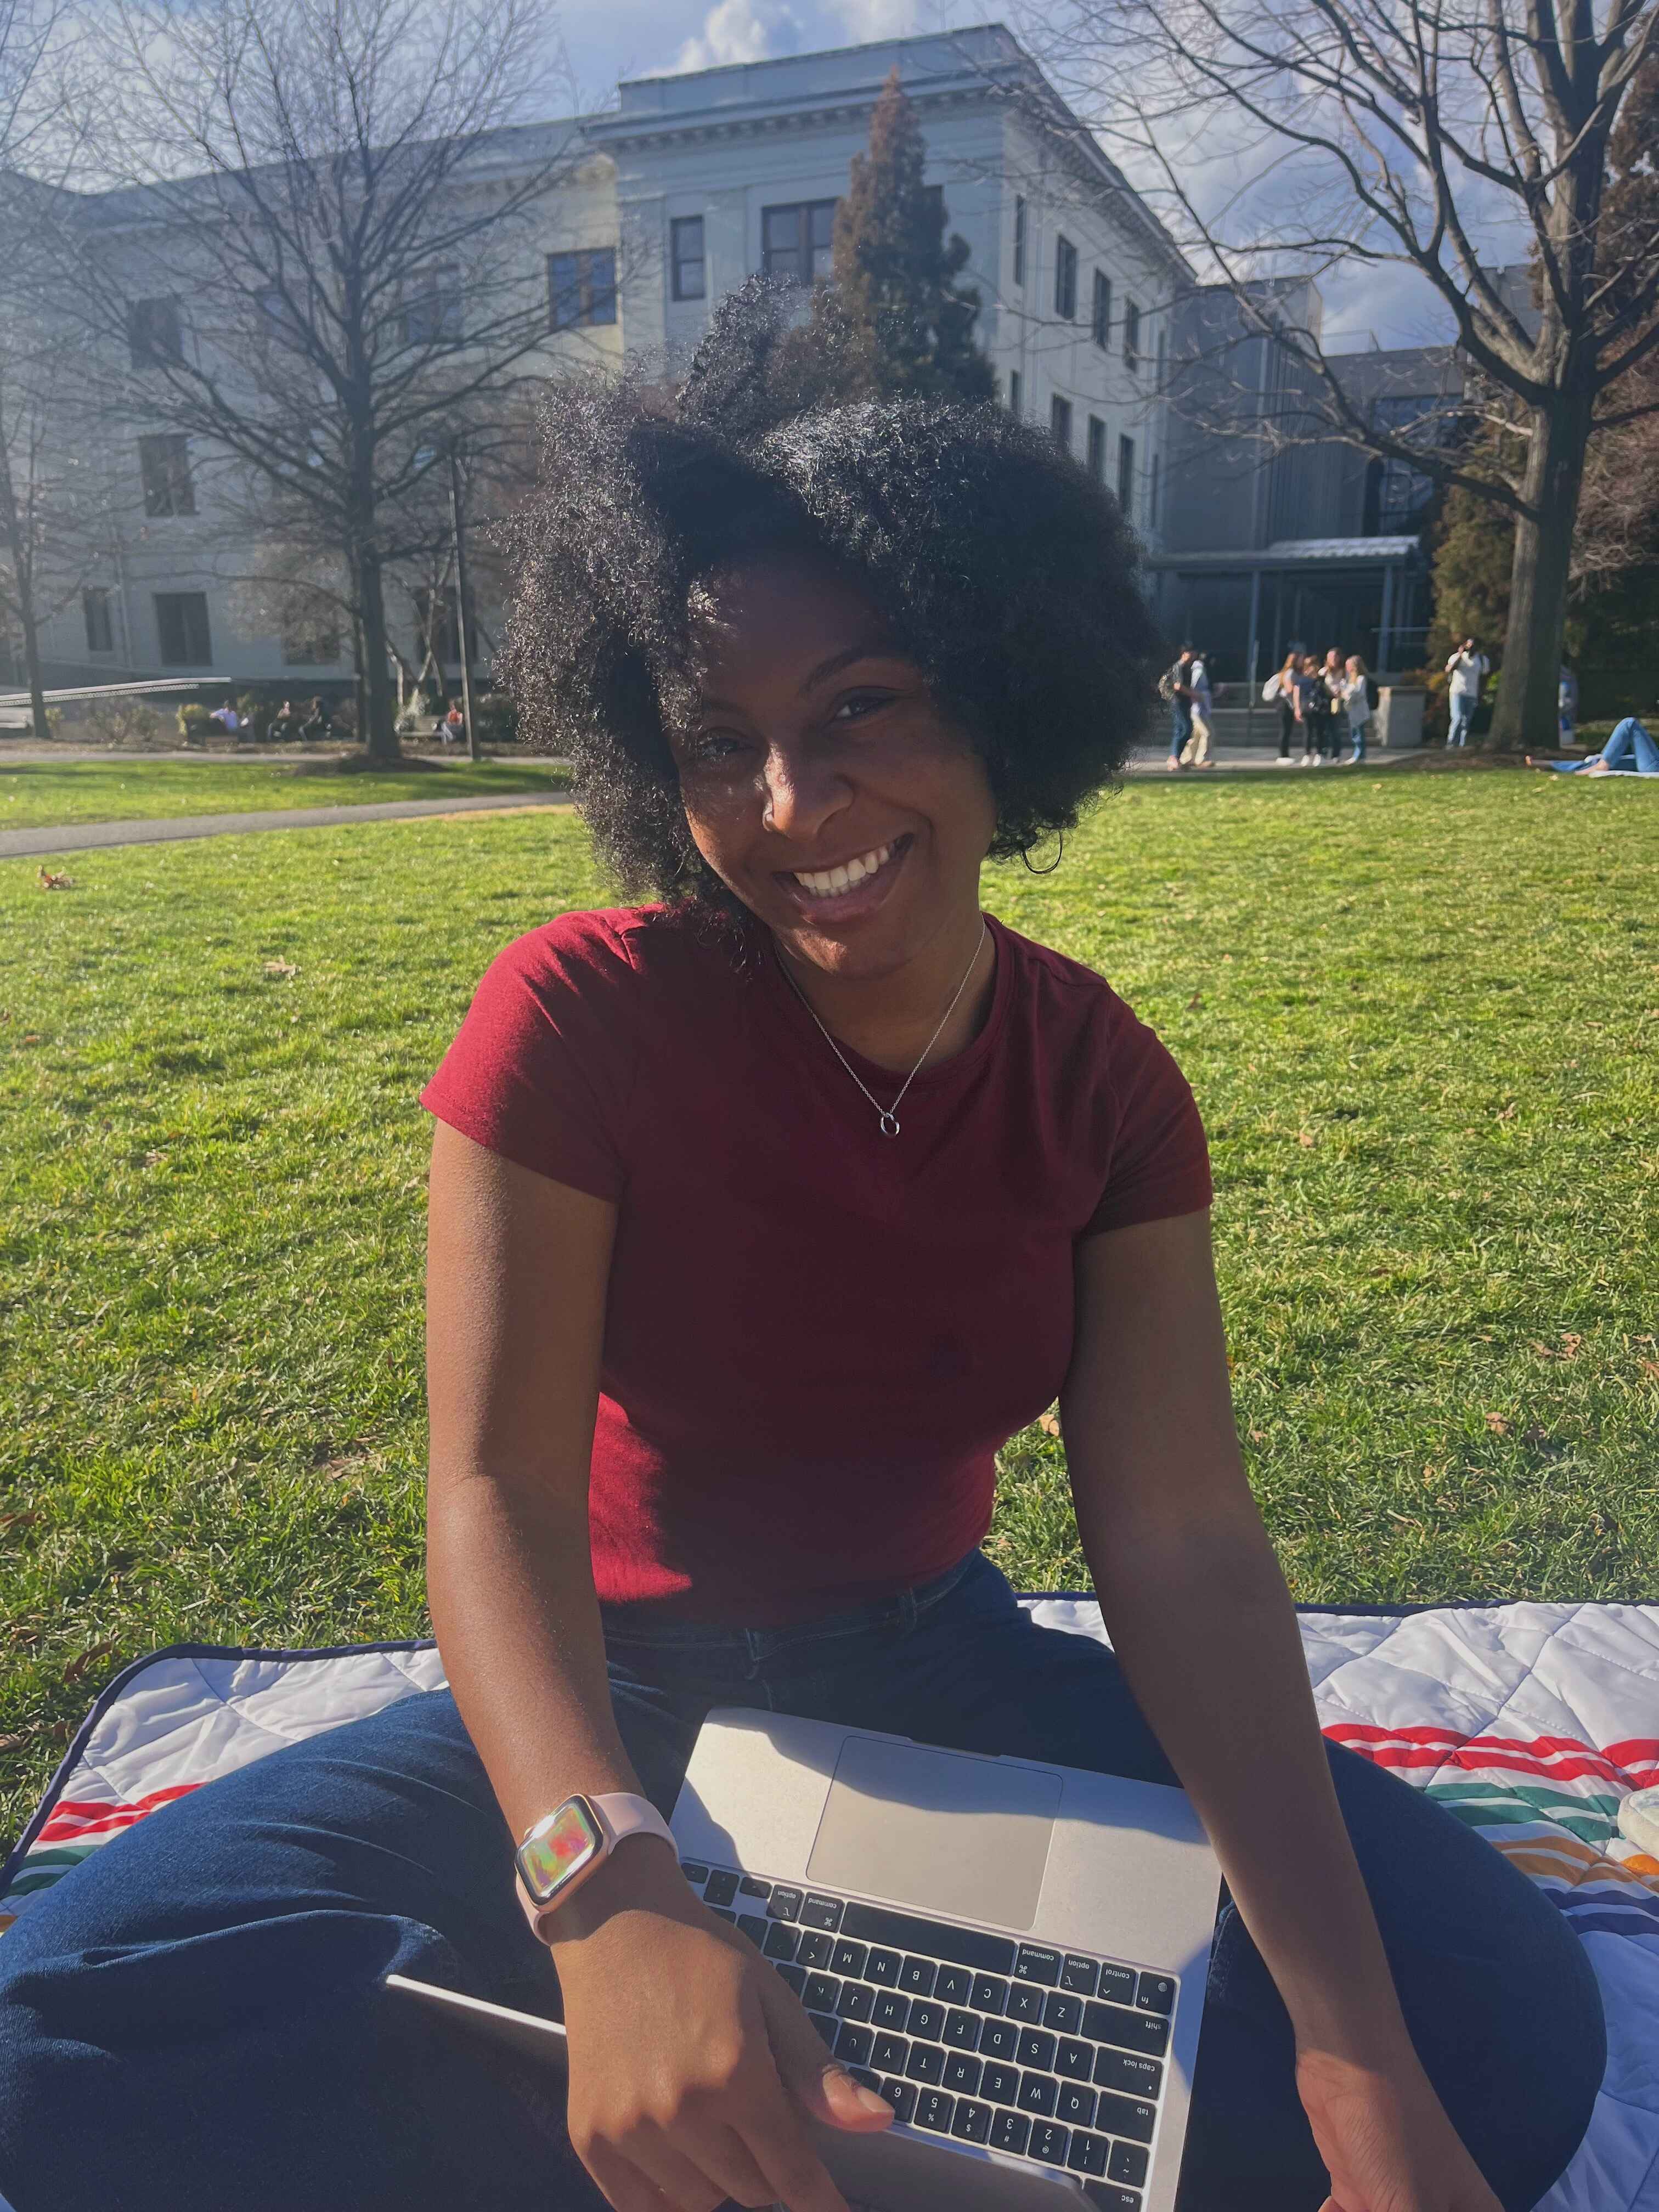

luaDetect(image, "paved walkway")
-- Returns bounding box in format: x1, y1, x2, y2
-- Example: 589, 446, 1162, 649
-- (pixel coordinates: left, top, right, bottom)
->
1124, 746, 1418, 774
1, 789, 570, 861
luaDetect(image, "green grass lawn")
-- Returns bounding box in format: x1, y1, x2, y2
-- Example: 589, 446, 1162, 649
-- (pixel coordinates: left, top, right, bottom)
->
2, 768, 1656, 1844
0, 752, 570, 831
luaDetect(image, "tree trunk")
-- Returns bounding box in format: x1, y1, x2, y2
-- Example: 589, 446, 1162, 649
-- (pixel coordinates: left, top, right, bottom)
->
354, 542, 399, 762
1488, 388, 1594, 753
0, 433, 52, 744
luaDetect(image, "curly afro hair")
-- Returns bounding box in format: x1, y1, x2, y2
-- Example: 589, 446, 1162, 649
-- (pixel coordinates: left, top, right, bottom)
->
499, 280, 1161, 904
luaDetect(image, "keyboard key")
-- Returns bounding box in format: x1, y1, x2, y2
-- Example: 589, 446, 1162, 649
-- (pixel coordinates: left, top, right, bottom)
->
1017, 2029, 1057, 2071
835, 2023, 873, 2067
871, 2032, 909, 2073
990, 2110, 1030, 2155
879, 2077, 917, 2124
1109, 2142, 1150, 2188
775, 1962, 806, 1996
943, 2053, 981, 2095
679, 1861, 709, 1884
980, 2059, 1021, 2106
798, 1931, 836, 1972
865, 1948, 903, 1988
1085, 2000, 1169, 2057
1057, 2082, 1096, 2127
840, 1903, 1016, 1977
871, 1990, 909, 2031
1007, 1984, 1048, 2025
951, 2097, 993, 2144
900, 1957, 937, 1997
1092, 2050, 1163, 2099
704, 1871, 740, 1908
979, 2019, 1020, 2063
710, 1908, 735, 1923
1017, 2073, 1058, 2117
906, 2044, 946, 2086
1095, 1964, 1137, 2007
1136, 1972, 1175, 2017
915, 2090, 955, 2134
800, 1894, 843, 1932
1062, 1955, 1099, 1996
1093, 2091, 1157, 2144
767, 1887, 804, 1922
1056, 2037, 1093, 2081
1029, 2120, 1069, 2165
809, 2012, 838, 2046
907, 2000, 946, 2042
739, 1876, 770, 1900
850, 2067, 880, 2092
1043, 1990, 1083, 2036
934, 1964, 974, 2005
837, 1984, 873, 2023
943, 2008, 980, 2051
1015, 1945, 1063, 1987
764, 1922, 801, 1962
971, 1973, 1009, 2015
1066, 2129, 1110, 2177
804, 1974, 840, 2013
1080, 2191, 1142, 2212
832, 1940, 868, 1980
736, 1915, 769, 1949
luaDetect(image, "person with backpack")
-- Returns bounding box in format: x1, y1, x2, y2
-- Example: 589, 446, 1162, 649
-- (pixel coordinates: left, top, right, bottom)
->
1340, 657, 1377, 763
1290, 653, 1324, 765
1181, 649, 1215, 767
1160, 645, 1195, 771
1262, 652, 1299, 764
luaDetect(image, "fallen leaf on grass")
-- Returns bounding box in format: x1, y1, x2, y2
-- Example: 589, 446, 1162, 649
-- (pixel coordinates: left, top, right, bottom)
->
1484, 1413, 1511, 1435
1495, 1102, 1517, 1122
1186, 990, 1204, 1010
262, 958, 300, 979
0, 1734, 29, 1754
1531, 1334, 1583, 1362
1248, 1429, 1267, 1444
36, 867, 73, 890
1639, 1358, 1659, 1381
1297, 1130, 1316, 1147
1037, 1410, 1062, 1437
64, 1639, 119, 1684
0, 1510, 39, 1534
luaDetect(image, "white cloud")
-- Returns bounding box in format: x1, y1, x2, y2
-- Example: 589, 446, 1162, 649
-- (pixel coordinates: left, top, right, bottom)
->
827, 0, 919, 35
673, 0, 802, 70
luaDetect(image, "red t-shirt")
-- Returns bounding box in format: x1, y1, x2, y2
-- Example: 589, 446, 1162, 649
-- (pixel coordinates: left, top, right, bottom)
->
421, 906, 1211, 1624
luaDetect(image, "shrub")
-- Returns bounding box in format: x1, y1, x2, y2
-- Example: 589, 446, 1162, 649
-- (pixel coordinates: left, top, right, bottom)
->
472, 693, 518, 747
85, 701, 163, 747
176, 702, 216, 744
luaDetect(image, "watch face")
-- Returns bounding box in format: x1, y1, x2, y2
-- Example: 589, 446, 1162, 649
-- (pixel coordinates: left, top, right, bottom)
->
518, 1798, 602, 1904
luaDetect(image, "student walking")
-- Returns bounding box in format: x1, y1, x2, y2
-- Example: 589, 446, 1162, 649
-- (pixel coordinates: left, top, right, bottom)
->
1340, 657, 1374, 763
1160, 645, 1195, 771
1444, 640, 1489, 747
1262, 652, 1300, 764
1181, 650, 1215, 767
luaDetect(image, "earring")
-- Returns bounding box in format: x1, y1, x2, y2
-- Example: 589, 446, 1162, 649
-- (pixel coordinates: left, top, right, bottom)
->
1019, 832, 1064, 876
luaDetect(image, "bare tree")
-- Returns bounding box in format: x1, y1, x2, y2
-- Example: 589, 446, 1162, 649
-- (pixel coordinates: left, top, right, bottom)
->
1027, 0, 1659, 748
59, 0, 600, 759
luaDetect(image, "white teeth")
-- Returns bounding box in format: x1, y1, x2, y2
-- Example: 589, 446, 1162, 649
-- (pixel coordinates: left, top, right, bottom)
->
792, 842, 893, 898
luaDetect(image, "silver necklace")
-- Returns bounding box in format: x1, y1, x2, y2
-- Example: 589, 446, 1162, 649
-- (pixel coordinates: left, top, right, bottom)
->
776, 922, 989, 1138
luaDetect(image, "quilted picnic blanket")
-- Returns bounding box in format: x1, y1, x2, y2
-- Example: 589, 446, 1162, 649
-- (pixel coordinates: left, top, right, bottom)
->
3, 1601, 1657, 2209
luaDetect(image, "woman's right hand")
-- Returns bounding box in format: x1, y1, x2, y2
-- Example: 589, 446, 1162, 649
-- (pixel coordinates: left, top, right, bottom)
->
549, 1842, 893, 2212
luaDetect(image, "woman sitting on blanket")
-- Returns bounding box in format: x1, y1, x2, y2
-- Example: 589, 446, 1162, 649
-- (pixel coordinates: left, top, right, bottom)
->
0, 287, 1604, 2212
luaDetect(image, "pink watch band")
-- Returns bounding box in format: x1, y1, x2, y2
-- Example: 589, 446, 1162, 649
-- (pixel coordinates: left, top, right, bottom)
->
515, 1792, 676, 1940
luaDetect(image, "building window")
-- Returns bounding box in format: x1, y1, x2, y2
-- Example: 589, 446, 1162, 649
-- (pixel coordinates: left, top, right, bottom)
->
671, 216, 706, 301
1124, 298, 1142, 373
128, 297, 182, 368
1051, 393, 1073, 449
761, 200, 836, 285
1054, 235, 1077, 321
1155, 326, 1167, 393
548, 248, 617, 331
1008, 368, 1023, 419
402, 265, 462, 346
1092, 271, 1111, 351
82, 588, 114, 655
139, 434, 194, 518
1086, 415, 1106, 483
1116, 432, 1135, 516
1013, 195, 1026, 287
154, 591, 211, 667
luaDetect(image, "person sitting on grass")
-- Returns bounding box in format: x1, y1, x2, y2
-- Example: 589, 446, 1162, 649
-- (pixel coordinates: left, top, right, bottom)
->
1528, 712, 1659, 775
0, 284, 1604, 2212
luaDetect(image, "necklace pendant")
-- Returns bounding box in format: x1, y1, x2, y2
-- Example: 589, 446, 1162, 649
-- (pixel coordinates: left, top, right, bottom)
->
878, 1110, 901, 1138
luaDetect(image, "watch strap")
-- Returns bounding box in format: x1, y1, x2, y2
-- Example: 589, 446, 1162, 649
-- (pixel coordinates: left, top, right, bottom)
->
514, 1792, 675, 1941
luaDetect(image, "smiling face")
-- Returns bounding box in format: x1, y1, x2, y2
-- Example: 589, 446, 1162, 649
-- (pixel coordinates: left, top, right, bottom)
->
669, 554, 997, 980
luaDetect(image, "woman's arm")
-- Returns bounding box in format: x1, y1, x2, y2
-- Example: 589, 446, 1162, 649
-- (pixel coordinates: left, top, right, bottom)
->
426, 1124, 886, 2212
1059, 1212, 1500, 2212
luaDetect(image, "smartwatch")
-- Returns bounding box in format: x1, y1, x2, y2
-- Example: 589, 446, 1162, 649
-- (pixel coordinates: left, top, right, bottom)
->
514, 1792, 676, 1939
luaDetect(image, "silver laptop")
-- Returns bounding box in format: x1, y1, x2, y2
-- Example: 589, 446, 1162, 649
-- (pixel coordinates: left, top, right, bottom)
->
390, 1707, 1220, 2212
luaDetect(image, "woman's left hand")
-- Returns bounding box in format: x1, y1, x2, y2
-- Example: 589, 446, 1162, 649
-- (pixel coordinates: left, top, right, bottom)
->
1296, 2045, 1504, 2212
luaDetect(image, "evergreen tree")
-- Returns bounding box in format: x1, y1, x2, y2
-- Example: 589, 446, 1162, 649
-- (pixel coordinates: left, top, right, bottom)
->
810, 68, 994, 404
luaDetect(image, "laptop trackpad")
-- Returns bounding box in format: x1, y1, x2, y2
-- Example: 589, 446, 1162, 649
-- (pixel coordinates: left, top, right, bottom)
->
806, 1735, 1061, 1932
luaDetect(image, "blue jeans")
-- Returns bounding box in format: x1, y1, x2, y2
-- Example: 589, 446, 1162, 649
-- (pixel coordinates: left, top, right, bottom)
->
1552, 715, 1659, 772
0, 1555, 1601, 2212
1346, 715, 1367, 761
1448, 695, 1476, 746
1169, 701, 1192, 758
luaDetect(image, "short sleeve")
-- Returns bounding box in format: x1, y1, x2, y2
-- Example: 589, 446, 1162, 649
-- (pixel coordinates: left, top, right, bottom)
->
1083, 1011, 1212, 1237
419, 919, 640, 1200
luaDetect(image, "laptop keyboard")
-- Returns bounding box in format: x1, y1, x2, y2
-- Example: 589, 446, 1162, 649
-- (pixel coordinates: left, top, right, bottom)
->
680, 1861, 1173, 2210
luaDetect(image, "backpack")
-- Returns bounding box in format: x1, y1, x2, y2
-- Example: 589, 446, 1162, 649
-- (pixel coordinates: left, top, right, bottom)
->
1156, 663, 1181, 703
1365, 675, 1379, 712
